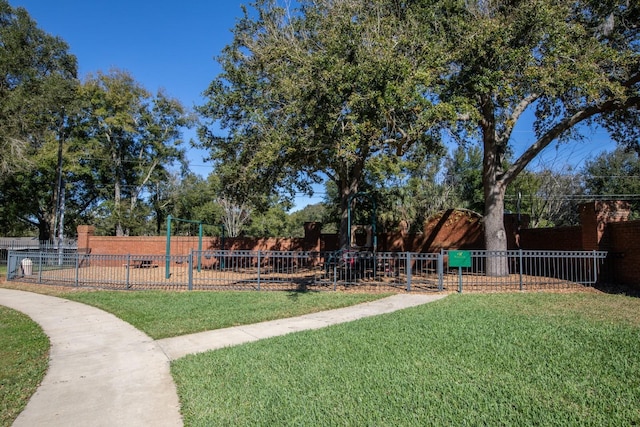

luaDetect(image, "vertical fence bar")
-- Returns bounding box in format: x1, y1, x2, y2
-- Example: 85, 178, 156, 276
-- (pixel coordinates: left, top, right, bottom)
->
406, 252, 412, 292
257, 251, 261, 291
519, 249, 523, 291
37, 254, 43, 283
75, 253, 80, 287
197, 223, 203, 273
188, 251, 193, 291
126, 254, 131, 289
438, 249, 444, 291
592, 250, 598, 285
165, 215, 172, 279
333, 257, 337, 291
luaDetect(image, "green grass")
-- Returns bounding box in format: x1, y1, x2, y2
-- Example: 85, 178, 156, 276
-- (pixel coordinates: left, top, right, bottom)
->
61, 290, 390, 339
0, 306, 49, 427
4, 284, 639, 425
172, 293, 640, 426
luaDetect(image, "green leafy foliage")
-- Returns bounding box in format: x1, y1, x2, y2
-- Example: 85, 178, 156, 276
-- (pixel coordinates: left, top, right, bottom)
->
431, 0, 639, 257
0, 1, 79, 239
0, 0, 77, 174
197, 0, 446, 246
78, 70, 191, 236
444, 143, 484, 214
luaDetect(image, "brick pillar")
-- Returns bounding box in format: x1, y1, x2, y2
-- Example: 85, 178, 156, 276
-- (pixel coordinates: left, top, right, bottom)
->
579, 201, 630, 250
77, 225, 95, 253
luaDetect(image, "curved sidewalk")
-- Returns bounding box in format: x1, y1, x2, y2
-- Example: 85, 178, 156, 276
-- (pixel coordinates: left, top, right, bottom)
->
0, 289, 182, 427
0, 288, 446, 426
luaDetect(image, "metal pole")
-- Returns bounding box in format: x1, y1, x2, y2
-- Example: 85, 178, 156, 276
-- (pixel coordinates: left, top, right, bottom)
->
126, 254, 131, 289
519, 249, 523, 291
406, 252, 412, 292
197, 222, 203, 273
438, 249, 444, 291
188, 251, 193, 291
592, 250, 598, 285
220, 223, 225, 269
347, 195, 353, 250
257, 251, 261, 291
165, 215, 172, 279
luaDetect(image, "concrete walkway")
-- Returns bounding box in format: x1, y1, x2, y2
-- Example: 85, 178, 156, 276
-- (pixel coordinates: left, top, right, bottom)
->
156, 293, 447, 360
0, 288, 446, 426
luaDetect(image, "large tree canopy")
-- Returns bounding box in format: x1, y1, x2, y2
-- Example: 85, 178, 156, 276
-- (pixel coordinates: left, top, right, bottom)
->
431, 0, 639, 274
76, 69, 191, 236
0, 0, 77, 173
197, 0, 447, 247
0, 0, 79, 239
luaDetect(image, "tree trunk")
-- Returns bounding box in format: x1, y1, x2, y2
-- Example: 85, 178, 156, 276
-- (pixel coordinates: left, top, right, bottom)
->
338, 172, 361, 249
482, 118, 509, 276
483, 183, 509, 276
339, 182, 353, 249
37, 219, 51, 241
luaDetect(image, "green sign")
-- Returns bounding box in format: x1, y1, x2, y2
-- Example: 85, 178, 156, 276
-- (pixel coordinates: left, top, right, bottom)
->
449, 250, 471, 268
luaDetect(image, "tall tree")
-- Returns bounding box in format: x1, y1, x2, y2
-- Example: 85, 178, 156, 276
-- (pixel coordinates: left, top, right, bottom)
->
197, 0, 445, 247
428, 0, 639, 274
0, 0, 79, 239
79, 69, 190, 236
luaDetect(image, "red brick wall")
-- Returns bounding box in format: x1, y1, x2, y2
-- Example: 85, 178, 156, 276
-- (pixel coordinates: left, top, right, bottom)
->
86, 235, 315, 256
519, 227, 583, 251
607, 220, 640, 286
77, 209, 493, 256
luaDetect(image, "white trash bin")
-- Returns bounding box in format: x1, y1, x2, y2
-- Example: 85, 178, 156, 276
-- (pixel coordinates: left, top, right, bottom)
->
21, 258, 33, 276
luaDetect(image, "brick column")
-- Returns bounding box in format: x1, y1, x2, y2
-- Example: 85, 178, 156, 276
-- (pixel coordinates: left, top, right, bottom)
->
77, 225, 95, 253
579, 201, 630, 250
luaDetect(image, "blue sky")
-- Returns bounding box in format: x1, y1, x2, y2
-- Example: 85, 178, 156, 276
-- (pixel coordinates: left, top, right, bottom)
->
11, 0, 244, 177
11, 0, 619, 208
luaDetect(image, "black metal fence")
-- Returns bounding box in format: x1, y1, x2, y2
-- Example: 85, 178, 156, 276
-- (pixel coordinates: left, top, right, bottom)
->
0, 239, 77, 266
6, 249, 607, 293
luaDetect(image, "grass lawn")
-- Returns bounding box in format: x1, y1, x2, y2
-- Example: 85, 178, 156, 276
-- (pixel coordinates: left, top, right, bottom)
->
2, 282, 639, 426
0, 306, 48, 427
172, 292, 640, 426
60, 290, 390, 339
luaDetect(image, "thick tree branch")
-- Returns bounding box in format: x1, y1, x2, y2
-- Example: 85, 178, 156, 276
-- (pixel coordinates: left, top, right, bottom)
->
504, 95, 640, 185
498, 93, 539, 145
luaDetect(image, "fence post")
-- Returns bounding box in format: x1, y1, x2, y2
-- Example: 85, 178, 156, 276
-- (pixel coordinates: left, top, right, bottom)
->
438, 250, 444, 291
126, 254, 131, 289
188, 251, 193, 291
333, 256, 337, 291
519, 249, 523, 291
406, 252, 412, 292
592, 250, 598, 285
38, 254, 43, 284
75, 254, 80, 287
257, 251, 261, 291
